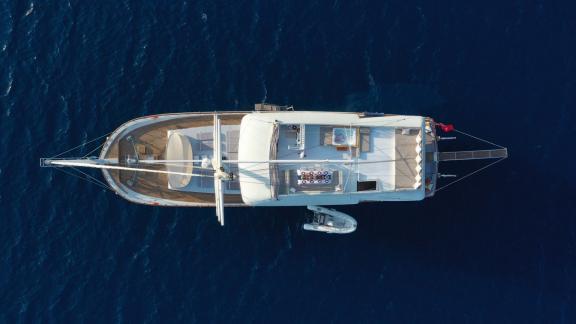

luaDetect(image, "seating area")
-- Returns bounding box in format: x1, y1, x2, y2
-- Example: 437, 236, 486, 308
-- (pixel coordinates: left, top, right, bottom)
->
318, 126, 371, 152
278, 169, 342, 194
297, 169, 333, 185
165, 126, 242, 193
275, 124, 390, 194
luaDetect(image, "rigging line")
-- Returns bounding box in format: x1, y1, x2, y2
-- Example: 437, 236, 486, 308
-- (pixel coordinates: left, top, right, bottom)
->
53, 166, 113, 192
50, 160, 217, 178
200, 172, 421, 187
82, 141, 106, 158
225, 163, 347, 175
80, 164, 500, 189
139, 153, 404, 171
127, 159, 403, 179
342, 162, 353, 193
138, 158, 400, 166
452, 129, 505, 149
51, 131, 113, 158
54, 161, 463, 190
221, 161, 395, 177
98, 159, 409, 185
70, 166, 115, 192
342, 123, 354, 192
138, 161, 216, 170
434, 157, 507, 193
352, 117, 411, 126
123, 167, 216, 178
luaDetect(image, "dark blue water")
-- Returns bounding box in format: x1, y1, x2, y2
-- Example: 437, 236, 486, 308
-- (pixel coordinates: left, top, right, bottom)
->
2, 0, 576, 322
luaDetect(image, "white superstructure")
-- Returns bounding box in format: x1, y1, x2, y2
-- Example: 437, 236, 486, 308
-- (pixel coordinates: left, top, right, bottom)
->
238, 112, 426, 206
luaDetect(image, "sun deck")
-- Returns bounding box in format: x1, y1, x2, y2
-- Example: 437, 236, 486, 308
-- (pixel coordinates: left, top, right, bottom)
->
274, 124, 424, 195
165, 125, 241, 193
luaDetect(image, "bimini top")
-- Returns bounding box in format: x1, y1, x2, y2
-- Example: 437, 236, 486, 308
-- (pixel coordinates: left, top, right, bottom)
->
238, 112, 427, 206
237, 114, 277, 204
166, 131, 194, 189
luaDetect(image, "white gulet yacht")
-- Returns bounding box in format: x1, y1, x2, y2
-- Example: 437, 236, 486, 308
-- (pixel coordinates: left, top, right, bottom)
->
41, 104, 508, 234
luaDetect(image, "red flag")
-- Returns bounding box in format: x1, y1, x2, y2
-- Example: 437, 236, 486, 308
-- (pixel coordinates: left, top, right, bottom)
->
437, 123, 454, 132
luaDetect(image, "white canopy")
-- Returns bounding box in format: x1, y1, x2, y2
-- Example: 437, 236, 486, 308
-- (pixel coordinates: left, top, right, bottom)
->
237, 115, 276, 204
166, 132, 193, 189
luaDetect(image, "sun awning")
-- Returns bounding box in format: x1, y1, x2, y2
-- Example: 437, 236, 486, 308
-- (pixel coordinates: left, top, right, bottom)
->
237, 114, 276, 205
166, 132, 194, 189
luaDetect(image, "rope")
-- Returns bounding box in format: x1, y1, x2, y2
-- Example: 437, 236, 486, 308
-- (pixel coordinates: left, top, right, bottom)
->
48, 123, 508, 195
435, 125, 506, 192
82, 141, 106, 158
452, 129, 505, 149
70, 167, 115, 192
51, 131, 112, 158
433, 125, 508, 192
435, 157, 506, 192
54, 167, 114, 193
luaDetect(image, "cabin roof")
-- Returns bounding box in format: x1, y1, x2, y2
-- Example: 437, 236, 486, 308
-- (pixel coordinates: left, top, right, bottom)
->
237, 114, 277, 204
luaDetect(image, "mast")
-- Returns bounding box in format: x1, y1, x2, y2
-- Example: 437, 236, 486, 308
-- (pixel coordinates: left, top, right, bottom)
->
212, 114, 225, 226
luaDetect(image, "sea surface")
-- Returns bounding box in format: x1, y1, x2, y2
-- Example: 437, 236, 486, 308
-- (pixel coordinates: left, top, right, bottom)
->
1, 0, 576, 323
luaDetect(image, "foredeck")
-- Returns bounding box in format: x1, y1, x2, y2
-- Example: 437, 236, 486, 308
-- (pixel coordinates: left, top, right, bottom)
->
100, 112, 247, 206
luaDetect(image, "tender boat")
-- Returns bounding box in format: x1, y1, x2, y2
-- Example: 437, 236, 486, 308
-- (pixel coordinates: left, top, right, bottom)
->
304, 206, 357, 234
41, 104, 508, 233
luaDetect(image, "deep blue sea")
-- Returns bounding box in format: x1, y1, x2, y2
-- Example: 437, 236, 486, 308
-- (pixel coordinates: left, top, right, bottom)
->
1, 0, 576, 323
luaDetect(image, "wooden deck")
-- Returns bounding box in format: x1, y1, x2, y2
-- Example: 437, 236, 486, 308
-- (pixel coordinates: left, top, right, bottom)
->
101, 112, 247, 206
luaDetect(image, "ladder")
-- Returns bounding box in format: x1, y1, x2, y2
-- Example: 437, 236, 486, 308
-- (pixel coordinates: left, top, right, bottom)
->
439, 149, 508, 162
